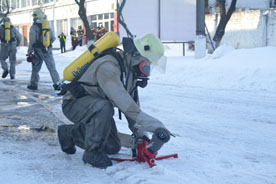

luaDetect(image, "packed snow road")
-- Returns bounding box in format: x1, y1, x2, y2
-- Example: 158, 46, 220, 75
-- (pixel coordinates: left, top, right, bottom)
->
0, 79, 275, 184
140, 82, 276, 184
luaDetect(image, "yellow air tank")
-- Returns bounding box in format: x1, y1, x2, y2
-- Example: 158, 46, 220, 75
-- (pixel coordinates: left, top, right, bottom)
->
42, 20, 50, 48
4, 22, 10, 42
62, 31, 120, 82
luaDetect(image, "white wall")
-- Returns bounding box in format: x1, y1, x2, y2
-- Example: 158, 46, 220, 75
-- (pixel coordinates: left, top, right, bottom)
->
160, 0, 195, 41
205, 9, 276, 49
119, 0, 196, 42
266, 10, 276, 46
86, 0, 116, 15
208, 0, 270, 10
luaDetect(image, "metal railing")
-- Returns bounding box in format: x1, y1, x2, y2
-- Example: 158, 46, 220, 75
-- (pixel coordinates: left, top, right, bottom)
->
162, 41, 194, 56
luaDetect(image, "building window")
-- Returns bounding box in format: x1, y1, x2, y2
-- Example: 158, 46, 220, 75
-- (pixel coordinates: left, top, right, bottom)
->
21, 0, 26, 7
91, 22, 97, 28
91, 15, 97, 21
57, 19, 68, 36
70, 17, 82, 33
98, 14, 103, 20
21, 0, 30, 8
32, 0, 38, 5
104, 13, 109, 19
90, 12, 115, 32
0, 0, 9, 11
11, 0, 19, 9
44, 0, 54, 3
104, 22, 109, 31
49, 20, 54, 32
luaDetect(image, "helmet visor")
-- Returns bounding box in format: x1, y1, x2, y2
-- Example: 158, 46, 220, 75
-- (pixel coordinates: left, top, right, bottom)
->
152, 55, 167, 74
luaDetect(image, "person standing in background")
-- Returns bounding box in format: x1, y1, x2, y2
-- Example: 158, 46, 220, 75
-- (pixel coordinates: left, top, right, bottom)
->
58, 32, 66, 53
71, 32, 78, 50
0, 17, 21, 79
96, 24, 107, 40
77, 25, 84, 46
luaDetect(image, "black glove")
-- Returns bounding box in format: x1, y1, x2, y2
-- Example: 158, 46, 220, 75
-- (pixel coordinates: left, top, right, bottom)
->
58, 81, 86, 98
68, 80, 86, 98
57, 83, 69, 96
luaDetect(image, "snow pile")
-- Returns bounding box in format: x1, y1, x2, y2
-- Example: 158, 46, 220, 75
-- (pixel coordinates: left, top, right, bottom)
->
151, 46, 276, 92
210, 44, 235, 59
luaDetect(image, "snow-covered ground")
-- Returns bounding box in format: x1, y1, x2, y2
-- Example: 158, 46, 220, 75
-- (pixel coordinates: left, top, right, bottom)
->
0, 44, 276, 184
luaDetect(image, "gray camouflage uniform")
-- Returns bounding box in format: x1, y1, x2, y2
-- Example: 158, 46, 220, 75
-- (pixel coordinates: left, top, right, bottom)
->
0, 21, 21, 79
27, 19, 60, 87
61, 51, 167, 166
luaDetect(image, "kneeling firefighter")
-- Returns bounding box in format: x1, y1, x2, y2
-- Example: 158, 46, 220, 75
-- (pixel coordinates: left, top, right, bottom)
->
57, 33, 171, 169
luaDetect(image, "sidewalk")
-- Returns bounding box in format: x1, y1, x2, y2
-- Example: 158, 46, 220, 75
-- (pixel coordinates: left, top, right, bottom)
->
0, 80, 66, 135
0, 79, 134, 148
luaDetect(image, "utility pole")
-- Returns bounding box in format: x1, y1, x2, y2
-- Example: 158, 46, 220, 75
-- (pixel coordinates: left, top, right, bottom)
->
158, 0, 161, 38
195, 0, 206, 59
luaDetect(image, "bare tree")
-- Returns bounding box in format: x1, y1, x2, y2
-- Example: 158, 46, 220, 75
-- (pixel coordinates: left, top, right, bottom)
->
210, 0, 237, 51
117, 0, 133, 38
75, 0, 94, 41
0, 0, 11, 24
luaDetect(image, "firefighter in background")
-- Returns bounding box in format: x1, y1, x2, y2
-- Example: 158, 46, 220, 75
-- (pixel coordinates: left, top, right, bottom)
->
90, 25, 97, 42
96, 24, 107, 40
26, 8, 61, 91
58, 32, 66, 53
0, 17, 21, 79
70, 27, 76, 36
77, 25, 84, 46
71, 32, 78, 50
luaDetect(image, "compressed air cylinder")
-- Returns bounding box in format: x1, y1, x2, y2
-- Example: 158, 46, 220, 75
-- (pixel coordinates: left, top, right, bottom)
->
62, 31, 120, 82
4, 22, 10, 42
42, 20, 50, 48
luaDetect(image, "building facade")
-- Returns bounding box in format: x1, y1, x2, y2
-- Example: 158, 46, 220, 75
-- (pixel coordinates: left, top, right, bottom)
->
205, 0, 276, 49
7, 0, 117, 46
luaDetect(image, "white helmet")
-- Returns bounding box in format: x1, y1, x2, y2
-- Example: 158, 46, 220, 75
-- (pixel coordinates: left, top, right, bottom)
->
134, 33, 167, 73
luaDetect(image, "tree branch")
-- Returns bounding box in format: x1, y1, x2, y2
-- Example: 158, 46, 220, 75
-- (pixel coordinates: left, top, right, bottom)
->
74, 0, 80, 6
216, 0, 226, 18
226, 0, 237, 21
117, 0, 133, 37
75, 0, 94, 41
211, 0, 237, 51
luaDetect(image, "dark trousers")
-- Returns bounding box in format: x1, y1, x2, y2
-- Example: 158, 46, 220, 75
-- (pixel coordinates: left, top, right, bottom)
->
79, 38, 83, 46
60, 43, 66, 53
62, 96, 121, 154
